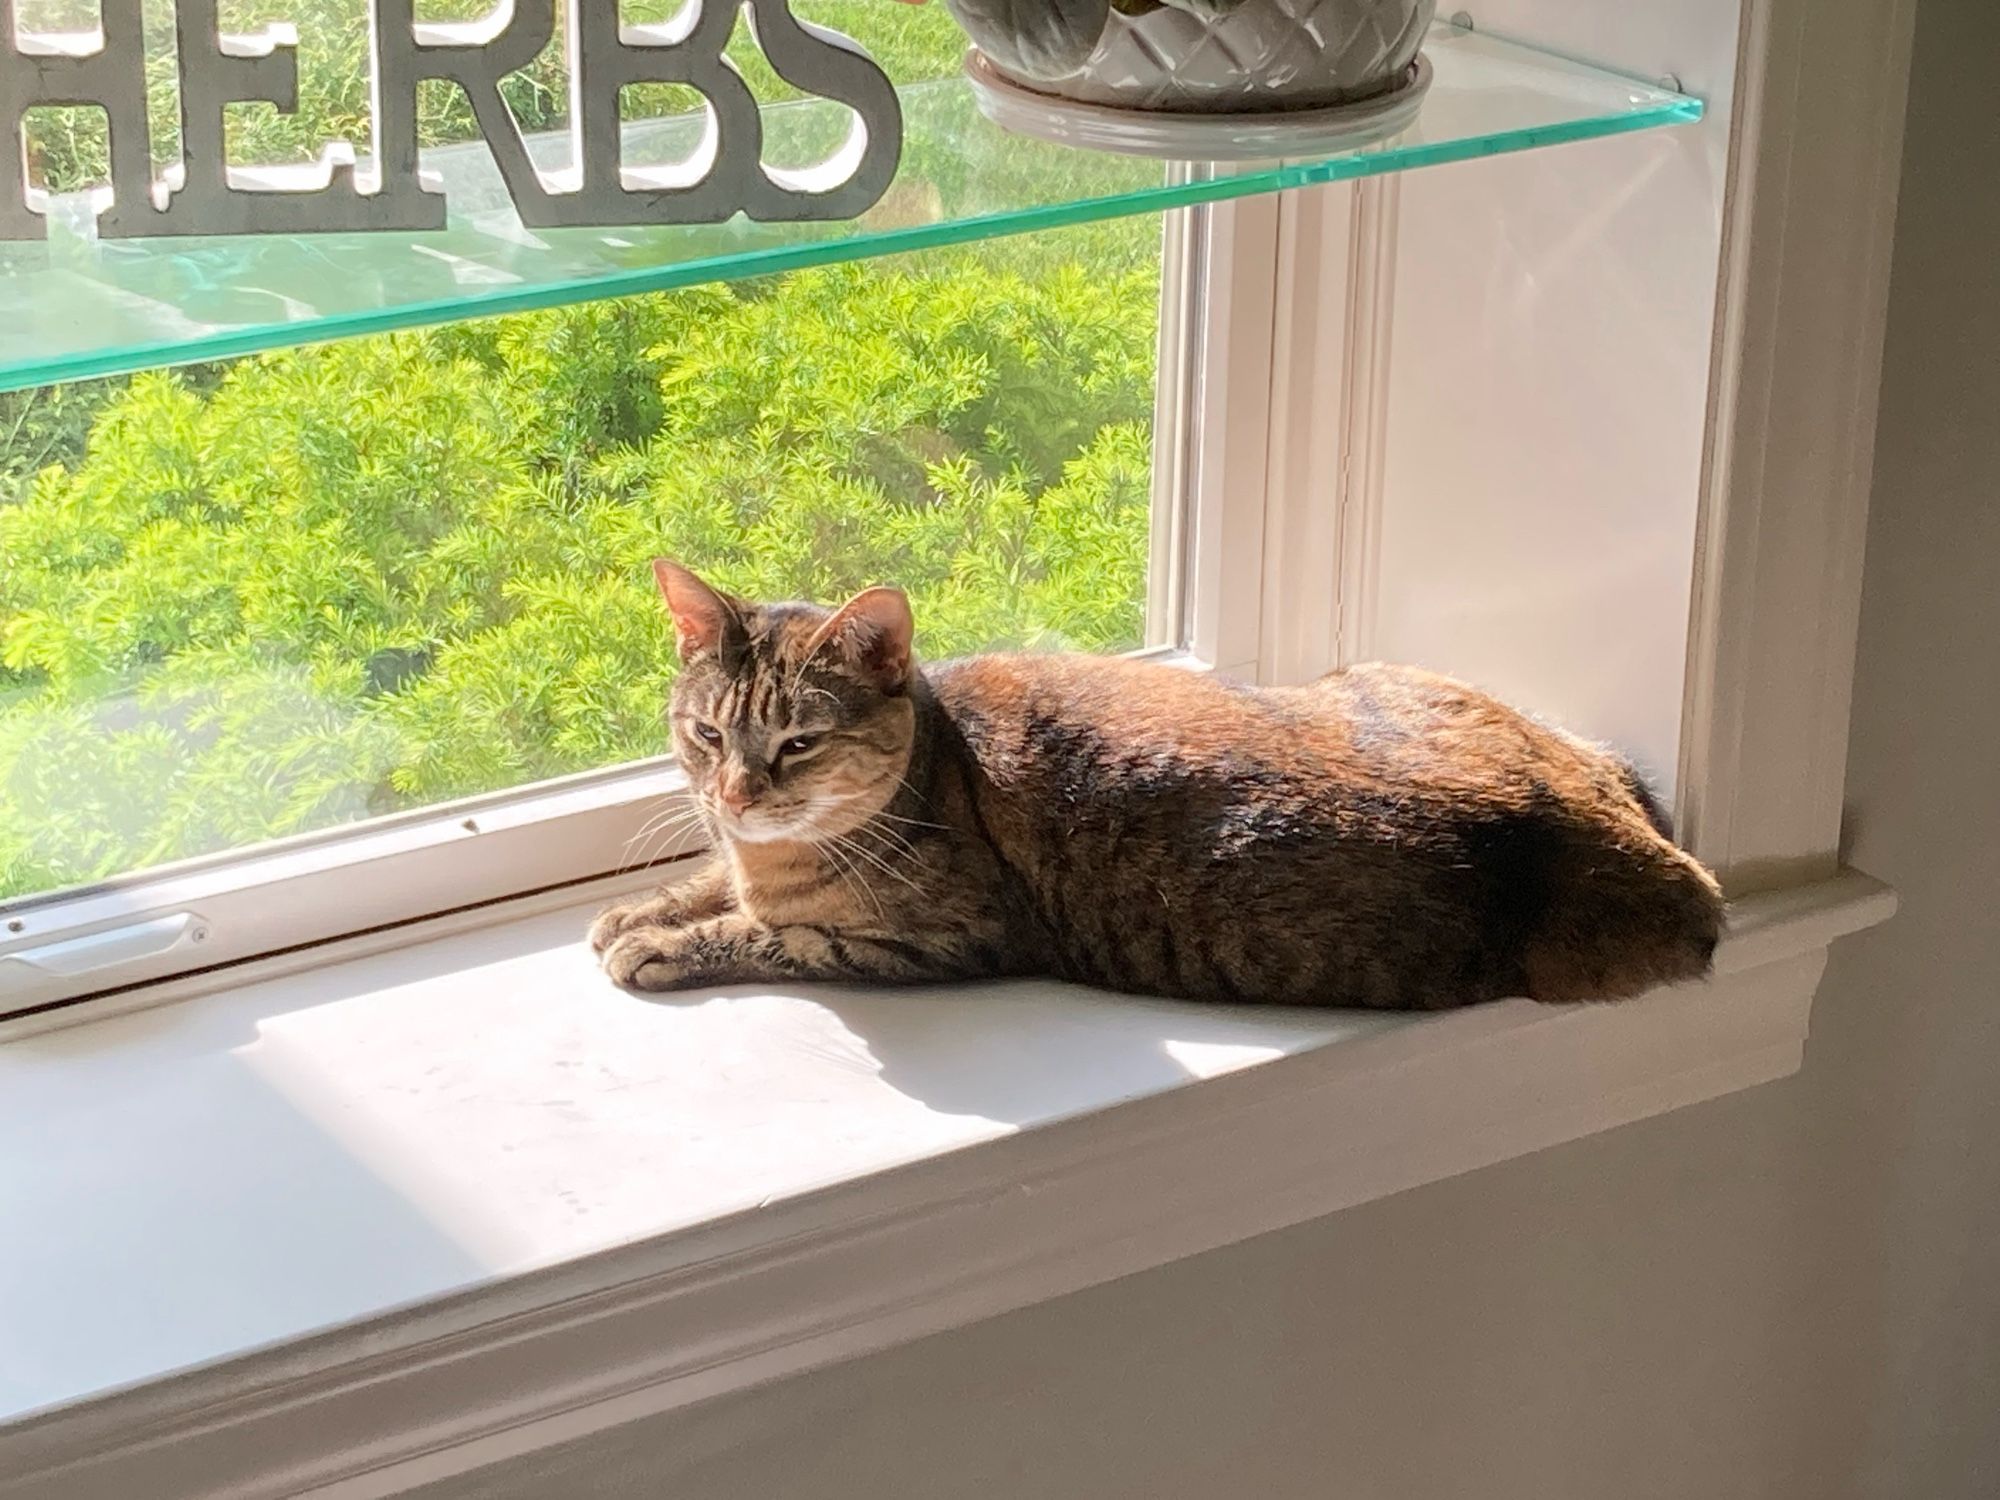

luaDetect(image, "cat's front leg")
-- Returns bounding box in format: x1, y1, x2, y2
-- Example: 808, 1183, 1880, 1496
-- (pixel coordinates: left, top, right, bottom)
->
588, 862, 734, 955
602, 915, 819, 992
602, 915, 946, 992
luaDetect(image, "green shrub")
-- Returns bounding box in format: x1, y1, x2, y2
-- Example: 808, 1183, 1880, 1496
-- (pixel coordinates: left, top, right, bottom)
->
0, 221, 1160, 896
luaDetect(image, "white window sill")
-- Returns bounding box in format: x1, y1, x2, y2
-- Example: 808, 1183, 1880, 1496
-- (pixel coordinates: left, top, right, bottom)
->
0, 868, 1892, 1500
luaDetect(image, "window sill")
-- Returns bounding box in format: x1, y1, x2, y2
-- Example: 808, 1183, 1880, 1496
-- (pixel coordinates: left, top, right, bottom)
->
0, 868, 1893, 1500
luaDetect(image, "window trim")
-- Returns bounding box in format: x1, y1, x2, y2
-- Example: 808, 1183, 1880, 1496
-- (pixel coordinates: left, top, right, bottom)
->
0, 761, 696, 1022
1670, 0, 1919, 883
1176, 190, 1283, 680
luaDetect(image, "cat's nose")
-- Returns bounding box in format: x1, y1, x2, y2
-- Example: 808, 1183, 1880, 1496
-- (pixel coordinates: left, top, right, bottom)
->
718, 780, 755, 815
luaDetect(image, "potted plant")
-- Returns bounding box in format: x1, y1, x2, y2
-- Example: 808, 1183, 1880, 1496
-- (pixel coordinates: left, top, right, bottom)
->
942, 0, 1435, 115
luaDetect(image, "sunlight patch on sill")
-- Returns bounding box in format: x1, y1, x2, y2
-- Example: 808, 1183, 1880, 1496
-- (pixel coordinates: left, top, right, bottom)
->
0, 893, 1381, 1421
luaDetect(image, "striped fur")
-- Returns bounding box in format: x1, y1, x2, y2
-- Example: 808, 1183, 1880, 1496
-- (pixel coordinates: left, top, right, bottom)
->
592, 565, 1724, 1009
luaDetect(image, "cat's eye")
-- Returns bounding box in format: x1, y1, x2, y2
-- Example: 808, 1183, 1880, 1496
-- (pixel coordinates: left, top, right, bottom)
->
689, 721, 723, 747
778, 734, 821, 759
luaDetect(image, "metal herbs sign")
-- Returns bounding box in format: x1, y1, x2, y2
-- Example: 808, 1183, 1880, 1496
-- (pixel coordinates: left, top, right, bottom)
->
0, 0, 903, 239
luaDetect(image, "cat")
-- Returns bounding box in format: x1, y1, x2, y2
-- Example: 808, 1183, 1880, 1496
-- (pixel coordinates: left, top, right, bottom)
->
591, 560, 1725, 1010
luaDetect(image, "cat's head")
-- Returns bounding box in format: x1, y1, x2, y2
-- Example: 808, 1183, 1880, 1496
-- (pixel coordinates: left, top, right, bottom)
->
653, 559, 918, 846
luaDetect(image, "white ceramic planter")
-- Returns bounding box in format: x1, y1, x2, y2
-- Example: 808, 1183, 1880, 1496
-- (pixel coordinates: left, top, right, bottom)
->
948, 0, 1435, 115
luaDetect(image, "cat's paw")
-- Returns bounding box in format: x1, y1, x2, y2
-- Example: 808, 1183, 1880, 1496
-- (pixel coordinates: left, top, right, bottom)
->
589, 893, 686, 955
601, 927, 695, 991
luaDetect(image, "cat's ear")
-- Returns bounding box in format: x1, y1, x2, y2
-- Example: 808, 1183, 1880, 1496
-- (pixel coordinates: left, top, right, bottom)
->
812, 586, 914, 691
652, 559, 744, 662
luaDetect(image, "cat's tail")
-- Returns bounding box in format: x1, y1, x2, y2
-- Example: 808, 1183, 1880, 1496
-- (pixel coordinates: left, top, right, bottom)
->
1524, 841, 1725, 1003
1519, 752, 1723, 1004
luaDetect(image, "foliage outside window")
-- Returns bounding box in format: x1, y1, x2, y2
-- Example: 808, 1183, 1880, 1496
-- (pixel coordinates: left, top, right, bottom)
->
0, 2, 1166, 904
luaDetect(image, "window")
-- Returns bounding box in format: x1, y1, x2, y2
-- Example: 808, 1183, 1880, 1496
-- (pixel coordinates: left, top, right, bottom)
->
0, 7, 1729, 1022
0, 0, 1327, 1013
0, 191, 1252, 1010
1, 217, 1164, 873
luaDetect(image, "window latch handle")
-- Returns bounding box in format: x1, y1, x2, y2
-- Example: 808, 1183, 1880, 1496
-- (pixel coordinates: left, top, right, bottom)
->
0, 912, 209, 985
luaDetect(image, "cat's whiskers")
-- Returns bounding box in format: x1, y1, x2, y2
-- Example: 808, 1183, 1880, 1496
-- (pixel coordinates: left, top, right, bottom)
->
792, 796, 917, 864
619, 788, 685, 842
824, 828, 924, 896
627, 795, 705, 842
619, 827, 697, 876
788, 789, 929, 876
810, 834, 884, 921
619, 803, 709, 873
618, 819, 681, 874
789, 797, 893, 917
853, 818, 922, 865
870, 807, 950, 832
791, 794, 854, 835
622, 798, 691, 850
884, 773, 945, 821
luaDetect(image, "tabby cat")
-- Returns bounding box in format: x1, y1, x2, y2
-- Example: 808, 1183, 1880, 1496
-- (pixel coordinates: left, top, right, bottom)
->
591, 561, 1725, 1009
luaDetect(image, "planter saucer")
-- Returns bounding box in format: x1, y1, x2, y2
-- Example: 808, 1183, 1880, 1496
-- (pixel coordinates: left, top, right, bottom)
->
964, 50, 1433, 163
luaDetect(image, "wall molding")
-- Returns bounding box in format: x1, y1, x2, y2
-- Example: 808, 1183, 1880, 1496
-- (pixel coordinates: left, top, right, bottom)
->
1676, 0, 1920, 884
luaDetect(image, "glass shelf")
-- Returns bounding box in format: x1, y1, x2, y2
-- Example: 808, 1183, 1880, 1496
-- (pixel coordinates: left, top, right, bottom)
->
0, 25, 1699, 393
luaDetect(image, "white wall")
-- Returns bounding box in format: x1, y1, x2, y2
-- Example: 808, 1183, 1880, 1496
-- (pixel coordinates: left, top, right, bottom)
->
409, 1, 2000, 1493
1809, 0, 2000, 1477
1369, 0, 1742, 796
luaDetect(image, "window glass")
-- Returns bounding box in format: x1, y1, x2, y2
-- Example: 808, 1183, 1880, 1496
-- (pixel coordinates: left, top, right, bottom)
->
0, 208, 1167, 902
